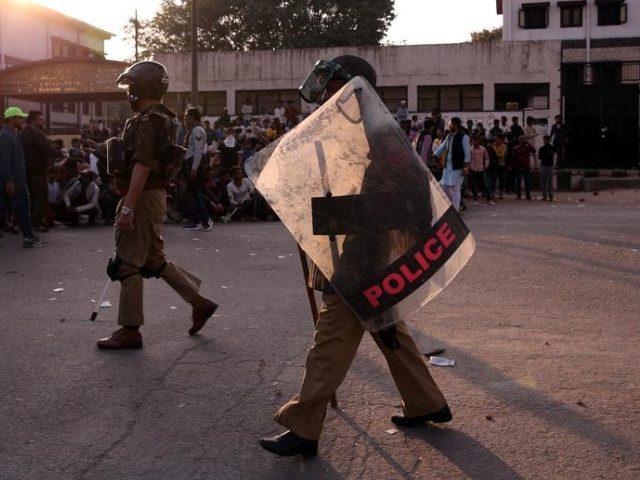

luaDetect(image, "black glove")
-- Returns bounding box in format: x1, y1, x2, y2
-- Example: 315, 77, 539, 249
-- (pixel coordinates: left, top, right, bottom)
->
378, 325, 400, 350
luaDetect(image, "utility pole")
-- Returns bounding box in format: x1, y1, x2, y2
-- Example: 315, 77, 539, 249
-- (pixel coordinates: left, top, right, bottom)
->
130, 10, 140, 62
134, 10, 139, 62
191, 0, 199, 108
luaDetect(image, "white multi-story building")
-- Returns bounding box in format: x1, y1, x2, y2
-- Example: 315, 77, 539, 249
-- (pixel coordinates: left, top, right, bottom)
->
0, 0, 117, 132
501, 0, 637, 42
499, 0, 639, 168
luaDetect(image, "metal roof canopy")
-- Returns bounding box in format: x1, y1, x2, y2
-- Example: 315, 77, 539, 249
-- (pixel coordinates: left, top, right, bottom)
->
0, 58, 130, 102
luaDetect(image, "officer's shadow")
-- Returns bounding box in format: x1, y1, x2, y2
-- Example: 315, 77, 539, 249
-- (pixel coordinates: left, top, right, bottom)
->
334, 409, 523, 480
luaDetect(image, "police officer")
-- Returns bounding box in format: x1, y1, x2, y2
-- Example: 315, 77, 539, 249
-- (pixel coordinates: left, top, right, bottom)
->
97, 61, 217, 349
259, 55, 451, 457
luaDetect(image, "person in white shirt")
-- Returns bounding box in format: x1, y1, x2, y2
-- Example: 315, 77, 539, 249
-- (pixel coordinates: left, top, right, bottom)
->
226, 166, 254, 220
274, 101, 286, 126
241, 97, 253, 125
62, 168, 101, 225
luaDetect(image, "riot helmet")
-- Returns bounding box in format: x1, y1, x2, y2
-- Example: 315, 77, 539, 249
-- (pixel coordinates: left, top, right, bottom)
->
116, 61, 169, 111
299, 54, 377, 104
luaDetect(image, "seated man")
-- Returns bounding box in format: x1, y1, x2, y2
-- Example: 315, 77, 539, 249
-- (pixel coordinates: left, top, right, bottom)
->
202, 166, 225, 221
60, 168, 100, 225
99, 178, 122, 225
226, 166, 254, 220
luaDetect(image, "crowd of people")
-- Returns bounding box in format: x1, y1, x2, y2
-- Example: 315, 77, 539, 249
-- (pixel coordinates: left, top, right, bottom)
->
397, 107, 569, 211
0, 104, 290, 248
1, 94, 570, 250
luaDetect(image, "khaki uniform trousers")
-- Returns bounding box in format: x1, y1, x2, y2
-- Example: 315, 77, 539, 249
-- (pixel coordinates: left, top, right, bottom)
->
274, 293, 448, 440
115, 189, 201, 326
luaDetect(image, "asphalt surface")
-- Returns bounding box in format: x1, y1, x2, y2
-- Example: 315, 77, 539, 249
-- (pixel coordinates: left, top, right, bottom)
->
1, 189, 639, 480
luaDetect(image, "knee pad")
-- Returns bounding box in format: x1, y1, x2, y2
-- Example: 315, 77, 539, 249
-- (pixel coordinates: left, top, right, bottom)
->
140, 261, 167, 279
106, 257, 138, 282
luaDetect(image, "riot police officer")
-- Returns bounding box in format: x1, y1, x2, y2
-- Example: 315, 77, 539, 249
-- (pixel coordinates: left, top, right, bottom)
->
97, 61, 218, 349
259, 55, 451, 457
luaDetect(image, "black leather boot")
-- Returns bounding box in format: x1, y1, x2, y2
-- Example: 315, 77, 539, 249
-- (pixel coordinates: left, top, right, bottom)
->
259, 430, 318, 457
391, 404, 452, 427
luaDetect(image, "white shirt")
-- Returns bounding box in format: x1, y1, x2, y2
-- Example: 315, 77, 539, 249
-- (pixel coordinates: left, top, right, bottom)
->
274, 106, 285, 123
48, 181, 60, 204
186, 125, 207, 170
241, 103, 253, 120
227, 178, 253, 207
63, 180, 100, 213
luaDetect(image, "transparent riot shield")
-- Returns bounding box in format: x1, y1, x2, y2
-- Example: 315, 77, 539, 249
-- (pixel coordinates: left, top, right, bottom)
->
245, 77, 475, 331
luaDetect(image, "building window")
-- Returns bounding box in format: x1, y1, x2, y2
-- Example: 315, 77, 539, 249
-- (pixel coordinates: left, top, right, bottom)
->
519, 3, 550, 29
236, 90, 300, 119
418, 85, 483, 112
597, 1, 627, 26
51, 36, 96, 60
377, 86, 408, 113
52, 39, 62, 58
199, 91, 227, 116
494, 83, 550, 110
561, 63, 586, 86
51, 102, 76, 114
559, 1, 584, 27
593, 62, 622, 85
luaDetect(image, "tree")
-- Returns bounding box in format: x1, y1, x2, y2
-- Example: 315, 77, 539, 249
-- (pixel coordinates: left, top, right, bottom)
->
130, 0, 395, 56
470, 26, 503, 42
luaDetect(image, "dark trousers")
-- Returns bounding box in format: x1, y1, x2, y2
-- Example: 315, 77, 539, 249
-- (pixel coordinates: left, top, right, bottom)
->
0, 187, 35, 239
487, 166, 504, 197
186, 180, 210, 226
514, 168, 531, 199
99, 189, 121, 223
505, 166, 515, 193
27, 176, 47, 227
468, 170, 490, 201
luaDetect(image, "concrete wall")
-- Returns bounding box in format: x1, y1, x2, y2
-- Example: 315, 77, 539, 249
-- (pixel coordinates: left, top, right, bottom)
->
503, 0, 640, 42
155, 41, 561, 116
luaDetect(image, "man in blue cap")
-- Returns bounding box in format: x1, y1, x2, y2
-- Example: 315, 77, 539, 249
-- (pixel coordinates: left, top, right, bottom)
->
0, 107, 46, 248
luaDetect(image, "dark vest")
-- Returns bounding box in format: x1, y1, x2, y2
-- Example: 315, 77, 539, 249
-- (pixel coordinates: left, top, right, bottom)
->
450, 131, 466, 170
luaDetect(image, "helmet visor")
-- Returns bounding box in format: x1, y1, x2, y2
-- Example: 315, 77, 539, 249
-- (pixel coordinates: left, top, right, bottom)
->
299, 60, 351, 104
116, 72, 135, 89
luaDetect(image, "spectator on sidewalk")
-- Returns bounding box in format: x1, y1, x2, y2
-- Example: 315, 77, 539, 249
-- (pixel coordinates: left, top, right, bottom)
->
468, 135, 494, 205
538, 135, 555, 201
18, 110, 55, 233
512, 135, 536, 200
181, 107, 211, 231
433, 116, 470, 211
0, 107, 46, 248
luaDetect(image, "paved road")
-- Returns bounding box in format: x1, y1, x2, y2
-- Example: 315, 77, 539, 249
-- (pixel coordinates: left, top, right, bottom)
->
1, 189, 639, 480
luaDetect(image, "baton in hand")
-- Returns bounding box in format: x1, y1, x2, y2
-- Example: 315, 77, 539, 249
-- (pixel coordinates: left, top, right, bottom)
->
222, 185, 255, 223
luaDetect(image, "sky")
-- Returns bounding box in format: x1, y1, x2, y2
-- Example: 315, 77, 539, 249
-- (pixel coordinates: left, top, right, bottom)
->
31, 0, 503, 61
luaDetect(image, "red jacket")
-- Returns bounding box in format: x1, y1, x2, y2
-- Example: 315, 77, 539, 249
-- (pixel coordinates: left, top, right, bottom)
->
512, 143, 535, 170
